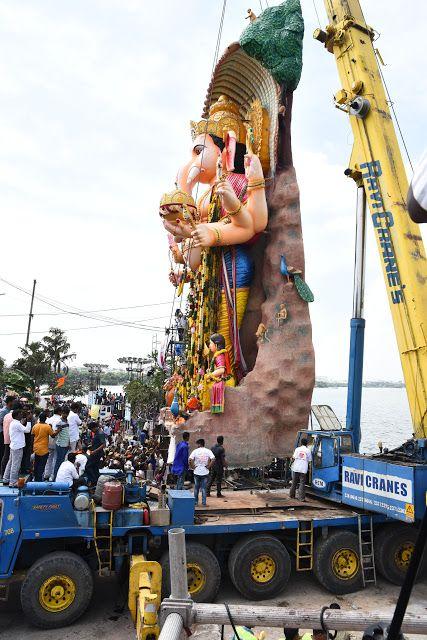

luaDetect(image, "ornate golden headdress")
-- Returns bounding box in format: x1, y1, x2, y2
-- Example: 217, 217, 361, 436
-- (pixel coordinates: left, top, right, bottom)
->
190, 95, 247, 145
190, 94, 271, 174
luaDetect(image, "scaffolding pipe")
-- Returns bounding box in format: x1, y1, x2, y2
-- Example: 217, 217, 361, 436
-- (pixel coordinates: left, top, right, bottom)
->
168, 528, 189, 600
158, 612, 184, 640
190, 603, 427, 634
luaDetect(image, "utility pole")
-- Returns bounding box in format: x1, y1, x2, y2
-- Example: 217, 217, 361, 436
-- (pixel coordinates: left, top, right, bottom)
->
25, 279, 36, 347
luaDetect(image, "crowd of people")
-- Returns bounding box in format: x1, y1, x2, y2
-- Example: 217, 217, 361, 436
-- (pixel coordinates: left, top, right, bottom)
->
0, 394, 170, 493
94, 387, 124, 410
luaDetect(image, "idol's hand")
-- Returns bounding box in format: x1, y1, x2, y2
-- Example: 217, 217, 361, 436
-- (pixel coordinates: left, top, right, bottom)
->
216, 180, 240, 213
244, 153, 264, 182
191, 223, 215, 248
163, 218, 193, 239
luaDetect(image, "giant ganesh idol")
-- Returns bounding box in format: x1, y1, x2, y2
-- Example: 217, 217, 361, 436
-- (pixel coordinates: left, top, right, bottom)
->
159, 1, 315, 467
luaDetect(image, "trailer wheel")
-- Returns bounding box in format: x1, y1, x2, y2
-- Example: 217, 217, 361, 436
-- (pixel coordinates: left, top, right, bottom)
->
160, 542, 221, 602
228, 535, 291, 600
313, 530, 363, 594
374, 523, 418, 585
20, 551, 93, 629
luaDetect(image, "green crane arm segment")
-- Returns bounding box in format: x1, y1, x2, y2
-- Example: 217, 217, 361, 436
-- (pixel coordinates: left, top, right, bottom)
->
315, 0, 427, 439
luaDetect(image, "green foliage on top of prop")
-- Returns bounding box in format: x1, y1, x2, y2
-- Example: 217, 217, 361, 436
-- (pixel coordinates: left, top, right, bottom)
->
240, 0, 304, 91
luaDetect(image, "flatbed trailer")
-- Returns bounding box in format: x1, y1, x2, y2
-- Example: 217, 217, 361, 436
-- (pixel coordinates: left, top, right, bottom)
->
2, 480, 410, 630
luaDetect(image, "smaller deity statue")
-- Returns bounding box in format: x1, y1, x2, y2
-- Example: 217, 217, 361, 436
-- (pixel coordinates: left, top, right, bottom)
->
199, 333, 233, 414
255, 322, 270, 343
276, 303, 288, 327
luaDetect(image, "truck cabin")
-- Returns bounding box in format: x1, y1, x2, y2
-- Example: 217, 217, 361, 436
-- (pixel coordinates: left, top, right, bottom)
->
294, 405, 356, 499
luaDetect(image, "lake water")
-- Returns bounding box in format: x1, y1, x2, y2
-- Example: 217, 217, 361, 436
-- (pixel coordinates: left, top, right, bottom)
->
312, 387, 413, 453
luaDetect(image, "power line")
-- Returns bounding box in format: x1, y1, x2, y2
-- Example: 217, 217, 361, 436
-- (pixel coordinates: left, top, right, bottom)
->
0, 277, 171, 332
0, 301, 173, 316
0, 322, 166, 336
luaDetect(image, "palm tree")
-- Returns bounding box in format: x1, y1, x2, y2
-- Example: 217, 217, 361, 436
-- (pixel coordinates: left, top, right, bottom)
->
42, 328, 76, 373
13, 341, 51, 385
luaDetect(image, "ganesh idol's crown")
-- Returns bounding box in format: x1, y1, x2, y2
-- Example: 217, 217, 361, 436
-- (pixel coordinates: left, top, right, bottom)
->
190, 95, 247, 145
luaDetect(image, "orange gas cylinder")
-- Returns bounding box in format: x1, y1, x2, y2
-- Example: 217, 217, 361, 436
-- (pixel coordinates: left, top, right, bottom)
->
143, 508, 150, 525
102, 481, 123, 511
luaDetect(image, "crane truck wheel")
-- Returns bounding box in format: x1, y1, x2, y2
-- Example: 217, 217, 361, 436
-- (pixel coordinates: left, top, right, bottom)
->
20, 551, 93, 628
228, 535, 291, 600
374, 523, 419, 585
160, 542, 221, 602
313, 530, 363, 595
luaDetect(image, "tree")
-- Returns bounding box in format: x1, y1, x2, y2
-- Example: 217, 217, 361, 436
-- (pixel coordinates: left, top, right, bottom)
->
13, 341, 51, 385
42, 328, 76, 373
124, 367, 164, 420
1, 368, 35, 398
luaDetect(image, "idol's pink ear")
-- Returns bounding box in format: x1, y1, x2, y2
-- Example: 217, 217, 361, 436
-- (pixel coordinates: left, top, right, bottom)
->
224, 130, 237, 172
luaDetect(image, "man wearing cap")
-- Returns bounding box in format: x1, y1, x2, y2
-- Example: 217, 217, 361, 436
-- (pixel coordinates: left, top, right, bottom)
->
189, 438, 215, 506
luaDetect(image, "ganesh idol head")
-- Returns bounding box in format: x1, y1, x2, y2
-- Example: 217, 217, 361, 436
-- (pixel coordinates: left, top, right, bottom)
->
177, 95, 248, 194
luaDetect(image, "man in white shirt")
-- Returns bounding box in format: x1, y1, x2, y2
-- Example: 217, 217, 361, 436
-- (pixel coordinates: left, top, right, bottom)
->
56, 452, 80, 489
75, 449, 88, 477
289, 437, 312, 501
68, 403, 82, 452
3, 409, 32, 487
189, 438, 215, 506
45, 406, 62, 480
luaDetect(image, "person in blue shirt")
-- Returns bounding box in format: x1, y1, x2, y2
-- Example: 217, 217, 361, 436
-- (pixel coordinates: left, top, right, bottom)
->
172, 431, 190, 490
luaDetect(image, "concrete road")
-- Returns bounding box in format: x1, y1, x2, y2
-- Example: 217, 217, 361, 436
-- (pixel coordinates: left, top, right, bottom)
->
1, 573, 426, 640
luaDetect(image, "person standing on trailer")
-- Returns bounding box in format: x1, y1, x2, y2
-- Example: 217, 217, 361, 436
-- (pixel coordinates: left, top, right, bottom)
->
32, 412, 58, 481
0, 396, 14, 468
207, 435, 227, 498
189, 438, 215, 506
53, 407, 71, 479
68, 402, 82, 452
172, 431, 190, 489
289, 437, 312, 501
2, 409, 32, 487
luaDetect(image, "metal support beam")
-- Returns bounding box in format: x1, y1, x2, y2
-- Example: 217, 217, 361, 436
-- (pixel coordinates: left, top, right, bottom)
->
191, 604, 427, 634
158, 613, 184, 640
168, 528, 189, 600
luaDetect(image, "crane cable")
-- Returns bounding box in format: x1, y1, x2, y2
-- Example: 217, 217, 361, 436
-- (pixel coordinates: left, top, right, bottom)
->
166, 0, 228, 324
374, 52, 414, 173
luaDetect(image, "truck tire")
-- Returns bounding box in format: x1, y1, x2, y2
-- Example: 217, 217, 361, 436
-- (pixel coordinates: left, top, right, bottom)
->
374, 523, 419, 585
20, 551, 93, 629
313, 530, 363, 594
161, 542, 221, 603
228, 535, 291, 600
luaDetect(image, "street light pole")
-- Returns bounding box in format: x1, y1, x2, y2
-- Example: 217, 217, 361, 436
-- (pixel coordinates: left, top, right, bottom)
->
83, 363, 109, 392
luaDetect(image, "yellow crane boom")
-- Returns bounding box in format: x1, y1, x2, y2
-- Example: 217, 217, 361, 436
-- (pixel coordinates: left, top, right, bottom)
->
315, 0, 427, 439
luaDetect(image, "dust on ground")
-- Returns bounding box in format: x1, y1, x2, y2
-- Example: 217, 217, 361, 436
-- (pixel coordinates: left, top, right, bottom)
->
0, 573, 425, 640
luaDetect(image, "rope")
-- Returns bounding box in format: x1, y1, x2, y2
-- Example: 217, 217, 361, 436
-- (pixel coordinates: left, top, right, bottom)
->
312, 0, 322, 28
165, 0, 228, 348
375, 52, 414, 172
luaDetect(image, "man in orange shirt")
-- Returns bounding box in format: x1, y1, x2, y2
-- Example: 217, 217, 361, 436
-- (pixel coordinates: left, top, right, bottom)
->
32, 411, 59, 481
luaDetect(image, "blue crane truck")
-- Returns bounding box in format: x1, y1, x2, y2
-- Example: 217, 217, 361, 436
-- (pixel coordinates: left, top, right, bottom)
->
0, 471, 405, 630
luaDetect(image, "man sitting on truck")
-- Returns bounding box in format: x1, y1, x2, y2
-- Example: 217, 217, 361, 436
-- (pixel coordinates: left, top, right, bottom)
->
289, 437, 312, 502
56, 452, 84, 492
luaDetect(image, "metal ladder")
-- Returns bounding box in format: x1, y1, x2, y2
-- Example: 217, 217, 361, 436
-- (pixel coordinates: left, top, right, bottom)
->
296, 520, 314, 571
93, 506, 114, 576
358, 515, 377, 587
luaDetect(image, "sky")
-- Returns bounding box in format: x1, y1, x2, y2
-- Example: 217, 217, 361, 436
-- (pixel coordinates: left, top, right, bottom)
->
0, 0, 426, 382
